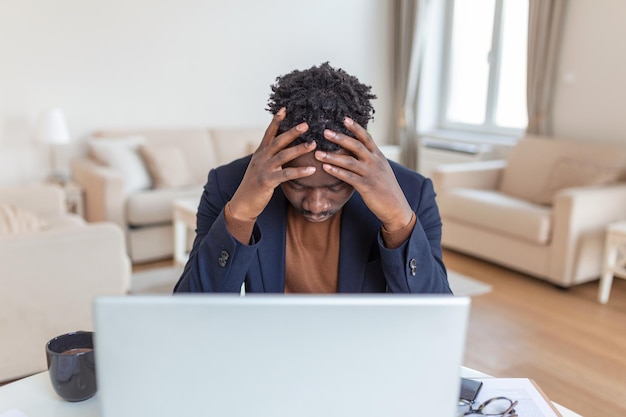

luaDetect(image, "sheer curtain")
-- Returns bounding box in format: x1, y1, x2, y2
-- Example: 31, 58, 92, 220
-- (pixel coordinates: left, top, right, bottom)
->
526, 0, 567, 135
390, 0, 431, 170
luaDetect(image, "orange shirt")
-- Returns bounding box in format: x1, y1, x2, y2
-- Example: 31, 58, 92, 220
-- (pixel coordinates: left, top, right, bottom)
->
224, 201, 416, 293
284, 205, 341, 293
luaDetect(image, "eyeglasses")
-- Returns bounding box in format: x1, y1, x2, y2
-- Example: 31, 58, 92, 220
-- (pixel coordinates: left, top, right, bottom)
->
457, 396, 518, 416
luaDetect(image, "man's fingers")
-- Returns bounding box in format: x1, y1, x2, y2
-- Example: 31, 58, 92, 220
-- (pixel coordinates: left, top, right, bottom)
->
260, 107, 286, 146
315, 149, 367, 177
323, 117, 378, 157
320, 162, 360, 188
272, 166, 316, 184
270, 121, 309, 150
343, 117, 377, 150
272, 140, 316, 166
322, 128, 369, 158
261, 108, 311, 153
253, 141, 317, 189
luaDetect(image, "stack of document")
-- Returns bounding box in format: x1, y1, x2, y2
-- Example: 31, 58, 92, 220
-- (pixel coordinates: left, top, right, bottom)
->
471, 378, 562, 417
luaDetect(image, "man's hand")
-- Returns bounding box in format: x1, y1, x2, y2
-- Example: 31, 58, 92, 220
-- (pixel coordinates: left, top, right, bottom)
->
315, 117, 413, 232
228, 108, 317, 221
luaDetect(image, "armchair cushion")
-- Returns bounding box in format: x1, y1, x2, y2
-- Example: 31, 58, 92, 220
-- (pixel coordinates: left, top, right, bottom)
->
499, 136, 626, 205
535, 157, 622, 204
0, 183, 65, 217
438, 189, 552, 244
0, 203, 48, 235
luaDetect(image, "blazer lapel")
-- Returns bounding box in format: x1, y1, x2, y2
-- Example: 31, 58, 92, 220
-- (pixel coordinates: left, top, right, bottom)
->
256, 190, 287, 292
337, 195, 379, 292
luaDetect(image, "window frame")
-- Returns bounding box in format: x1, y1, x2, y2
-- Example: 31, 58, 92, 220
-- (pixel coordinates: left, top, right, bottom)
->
437, 0, 526, 137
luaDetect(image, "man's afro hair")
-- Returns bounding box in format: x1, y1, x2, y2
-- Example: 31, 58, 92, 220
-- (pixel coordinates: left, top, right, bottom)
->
266, 62, 376, 152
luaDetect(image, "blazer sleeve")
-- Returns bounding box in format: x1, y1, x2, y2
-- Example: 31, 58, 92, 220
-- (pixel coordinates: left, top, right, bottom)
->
174, 164, 260, 293
378, 177, 452, 294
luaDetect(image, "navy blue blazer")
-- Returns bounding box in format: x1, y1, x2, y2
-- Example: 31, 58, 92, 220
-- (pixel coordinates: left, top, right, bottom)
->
174, 155, 451, 294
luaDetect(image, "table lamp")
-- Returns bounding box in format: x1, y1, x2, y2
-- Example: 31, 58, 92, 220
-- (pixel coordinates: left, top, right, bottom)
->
37, 108, 71, 184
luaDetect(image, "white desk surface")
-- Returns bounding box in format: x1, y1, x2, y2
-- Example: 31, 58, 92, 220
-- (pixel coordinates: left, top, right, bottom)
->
0, 372, 98, 417
0, 368, 582, 417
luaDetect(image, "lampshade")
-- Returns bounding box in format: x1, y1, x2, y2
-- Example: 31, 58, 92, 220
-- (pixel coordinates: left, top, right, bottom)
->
37, 108, 70, 145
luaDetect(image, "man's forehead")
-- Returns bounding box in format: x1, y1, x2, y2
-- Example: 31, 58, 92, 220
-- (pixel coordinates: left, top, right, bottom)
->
290, 178, 345, 189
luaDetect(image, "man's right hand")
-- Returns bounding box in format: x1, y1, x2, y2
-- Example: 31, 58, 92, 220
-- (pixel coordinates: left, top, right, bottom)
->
227, 108, 317, 222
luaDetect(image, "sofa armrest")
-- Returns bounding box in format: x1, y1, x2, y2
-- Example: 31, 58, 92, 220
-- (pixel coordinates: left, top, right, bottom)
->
431, 160, 507, 194
0, 184, 66, 218
550, 183, 626, 284
71, 158, 126, 227
0, 222, 131, 382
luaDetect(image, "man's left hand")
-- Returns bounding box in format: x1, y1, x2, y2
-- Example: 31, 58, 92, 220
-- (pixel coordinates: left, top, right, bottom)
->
315, 117, 414, 232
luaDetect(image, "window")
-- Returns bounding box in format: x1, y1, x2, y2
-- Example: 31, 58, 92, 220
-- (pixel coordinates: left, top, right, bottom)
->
439, 0, 529, 135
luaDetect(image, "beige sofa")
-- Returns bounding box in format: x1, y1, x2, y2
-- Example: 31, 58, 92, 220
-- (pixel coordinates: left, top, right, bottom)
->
0, 184, 130, 382
71, 127, 265, 264
432, 135, 626, 287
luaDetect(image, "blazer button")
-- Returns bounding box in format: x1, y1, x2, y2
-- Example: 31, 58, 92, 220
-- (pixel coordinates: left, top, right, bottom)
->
218, 250, 230, 267
409, 258, 417, 276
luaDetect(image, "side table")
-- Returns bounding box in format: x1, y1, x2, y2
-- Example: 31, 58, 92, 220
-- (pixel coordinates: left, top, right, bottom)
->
45, 181, 85, 218
62, 182, 85, 217
173, 197, 201, 268
598, 220, 626, 304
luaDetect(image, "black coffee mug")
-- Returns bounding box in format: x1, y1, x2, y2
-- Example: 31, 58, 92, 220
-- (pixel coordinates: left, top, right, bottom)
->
46, 331, 97, 402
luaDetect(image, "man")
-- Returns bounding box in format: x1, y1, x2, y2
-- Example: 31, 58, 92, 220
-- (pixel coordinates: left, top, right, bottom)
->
174, 62, 451, 294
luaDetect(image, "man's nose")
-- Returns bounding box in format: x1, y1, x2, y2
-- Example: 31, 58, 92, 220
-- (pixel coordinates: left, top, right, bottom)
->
303, 188, 329, 214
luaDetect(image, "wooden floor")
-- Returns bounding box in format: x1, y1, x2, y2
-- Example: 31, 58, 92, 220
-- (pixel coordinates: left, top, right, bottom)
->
132, 252, 626, 416
444, 249, 626, 417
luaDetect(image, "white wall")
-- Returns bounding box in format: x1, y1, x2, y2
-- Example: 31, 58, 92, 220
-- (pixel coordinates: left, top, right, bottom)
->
4, 1, 626, 186
0, 0, 392, 185
552, 0, 626, 142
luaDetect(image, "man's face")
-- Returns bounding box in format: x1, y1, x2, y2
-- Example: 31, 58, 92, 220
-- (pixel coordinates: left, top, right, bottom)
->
281, 150, 354, 222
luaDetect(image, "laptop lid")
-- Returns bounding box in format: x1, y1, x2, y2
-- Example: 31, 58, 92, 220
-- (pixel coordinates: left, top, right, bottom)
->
94, 295, 470, 417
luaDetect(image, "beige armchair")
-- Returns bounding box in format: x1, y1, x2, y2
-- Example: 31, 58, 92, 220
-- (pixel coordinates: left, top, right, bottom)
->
432, 135, 626, 287
0, 184, 130, 383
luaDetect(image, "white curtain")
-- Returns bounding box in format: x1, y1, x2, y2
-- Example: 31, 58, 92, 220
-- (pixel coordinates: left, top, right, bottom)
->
391, 0, 431, 170
526, 0, 567, 135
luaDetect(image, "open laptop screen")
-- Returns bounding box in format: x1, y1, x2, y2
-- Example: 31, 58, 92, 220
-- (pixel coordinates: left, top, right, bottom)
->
94, 294, 470, 417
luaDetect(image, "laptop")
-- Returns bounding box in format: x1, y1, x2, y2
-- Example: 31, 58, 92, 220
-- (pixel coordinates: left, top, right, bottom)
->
93, 295, 470, 417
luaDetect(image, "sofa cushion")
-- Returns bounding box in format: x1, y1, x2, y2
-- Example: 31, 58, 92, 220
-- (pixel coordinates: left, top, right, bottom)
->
140, 144, 194, 189
89, 136, 153, 193
499, 136, 626, 205
93, 129, 216, 185
438, 189, 552, 244
0, 203, 48, 235
211, 127, 265, 166
126, 186, 203, 226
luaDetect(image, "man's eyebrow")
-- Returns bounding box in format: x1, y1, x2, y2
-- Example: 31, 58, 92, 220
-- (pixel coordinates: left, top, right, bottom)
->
290, 179, 345, 188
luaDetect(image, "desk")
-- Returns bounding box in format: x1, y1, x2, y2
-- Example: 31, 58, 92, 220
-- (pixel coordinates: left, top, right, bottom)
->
0, 372, 98, 417
0, 369, 581, 417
